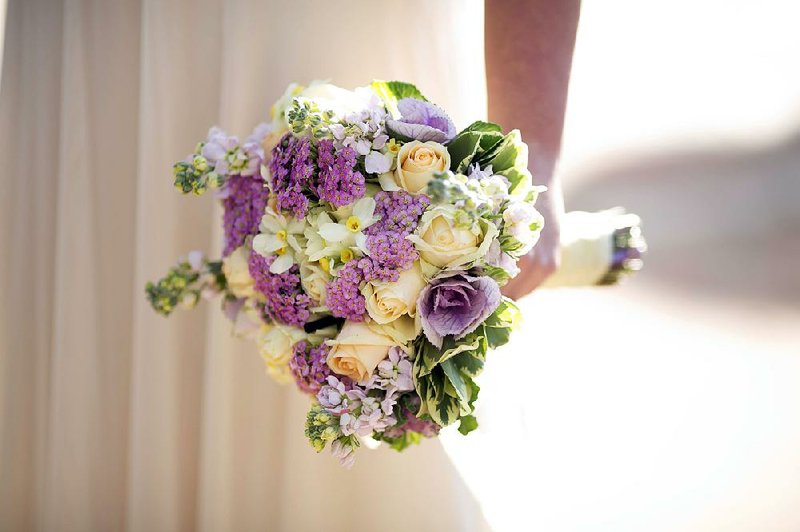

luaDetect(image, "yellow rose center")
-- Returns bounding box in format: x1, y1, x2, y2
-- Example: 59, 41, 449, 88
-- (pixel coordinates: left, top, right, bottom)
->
345, 216, 361, 232
340, 249, 354, 263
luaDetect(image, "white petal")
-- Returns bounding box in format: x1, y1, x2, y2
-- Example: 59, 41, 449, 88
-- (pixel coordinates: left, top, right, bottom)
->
378, 173, 401, 192
352, 197, 376, 221
288, 218, 307, 234
259, 212, 282, 233
319, 223, 350, 242
252, 233, 284, 254
354, 233, 369, 254
269, 254, 294, 274
365, 151, 392, 175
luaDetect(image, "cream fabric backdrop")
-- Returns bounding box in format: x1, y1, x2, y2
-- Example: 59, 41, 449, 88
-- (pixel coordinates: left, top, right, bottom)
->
0, 0, 490, 530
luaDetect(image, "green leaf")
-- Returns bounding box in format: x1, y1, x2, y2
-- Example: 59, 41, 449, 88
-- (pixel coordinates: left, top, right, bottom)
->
451, 348, 486, 379
458, 414, 479, 436
497, 166, 534, 195
441, 359, 469, 404
461, 121, 503, 134
475, 129, 515, 169
371, 80, 428, 117
482, 297, 521, 349
447, 132, 482, 172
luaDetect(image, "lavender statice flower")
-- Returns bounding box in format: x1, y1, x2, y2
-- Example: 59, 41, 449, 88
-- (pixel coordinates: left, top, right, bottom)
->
366, 191, 430, 236
386, 98, 457, 144
315, 140, 366, 208
362, 190, 430, 271
365, 232, 418, 272
268, 133, 313, 218
325, 260, 368, 321
418, 272, 502, 348
289, 341, 334, 394
248, 251, 311, 327
222, 174, 270, 256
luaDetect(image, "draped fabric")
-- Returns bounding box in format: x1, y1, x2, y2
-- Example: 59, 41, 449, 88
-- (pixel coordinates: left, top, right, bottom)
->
0, 0, 490, 530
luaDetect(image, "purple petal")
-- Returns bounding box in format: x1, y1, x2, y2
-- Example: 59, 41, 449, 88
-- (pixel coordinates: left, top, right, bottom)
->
386, 120, 451, 143
386, 98, 457, 143
417, 273, 502, 347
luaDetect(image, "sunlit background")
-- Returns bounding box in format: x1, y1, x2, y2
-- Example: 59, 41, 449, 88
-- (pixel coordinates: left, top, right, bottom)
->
444, 1, 800, 530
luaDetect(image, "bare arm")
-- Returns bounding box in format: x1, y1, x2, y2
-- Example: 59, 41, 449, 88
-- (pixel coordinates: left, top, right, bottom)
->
485, 0, 581, 298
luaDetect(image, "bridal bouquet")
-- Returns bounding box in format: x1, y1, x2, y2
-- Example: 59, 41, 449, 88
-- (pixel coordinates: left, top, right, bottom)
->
147, 81, 640, 467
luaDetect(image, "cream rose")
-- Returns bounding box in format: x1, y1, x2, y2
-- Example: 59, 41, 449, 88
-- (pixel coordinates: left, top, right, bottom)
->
408, 205, 498, 269
222, 245, 256, 299
300, 261, 330, 305
389, 141, 450, 194
327, 321, 395, 383
258, 325, 306, 384
363, 262, 425, 324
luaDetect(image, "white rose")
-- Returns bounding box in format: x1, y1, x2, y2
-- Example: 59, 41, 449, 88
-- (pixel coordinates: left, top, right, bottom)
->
363, 262, 426, 324
387, 141, 450, 194
222, 245, 255, 299
326, 321, 395, 383
257, 325, 306, 384
408, 205, 498, 269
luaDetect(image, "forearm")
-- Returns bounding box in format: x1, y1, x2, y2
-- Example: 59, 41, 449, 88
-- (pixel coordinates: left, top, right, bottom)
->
485, 0, 581, 186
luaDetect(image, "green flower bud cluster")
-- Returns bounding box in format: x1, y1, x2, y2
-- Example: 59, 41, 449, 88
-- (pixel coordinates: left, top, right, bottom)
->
304, 404, 341, 452
426, 172, 492, 224
286, 99, 336, 139
145, 258, 225, 316
173, 143, 224, 195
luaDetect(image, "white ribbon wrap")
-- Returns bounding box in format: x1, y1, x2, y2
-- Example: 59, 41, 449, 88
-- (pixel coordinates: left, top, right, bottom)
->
542, 209, 640, 288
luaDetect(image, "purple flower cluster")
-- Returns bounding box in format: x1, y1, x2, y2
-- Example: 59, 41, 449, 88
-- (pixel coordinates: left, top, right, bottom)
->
269, 134, 313, 218
317, 376, 397, 437
315, 140, 366, 207
327, 191, 430, 321
325, 260, 369, 321
248, 251, 310, 327
365, 233, 418, 271
222, 174, 270, 256
289, 341, 334, 394
326, 256, 404, 321
367, 190, 430, 235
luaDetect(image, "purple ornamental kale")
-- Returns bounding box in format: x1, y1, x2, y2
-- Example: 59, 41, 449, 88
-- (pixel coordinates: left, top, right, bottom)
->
418, 272, 502, 348
386, 98, 457, 144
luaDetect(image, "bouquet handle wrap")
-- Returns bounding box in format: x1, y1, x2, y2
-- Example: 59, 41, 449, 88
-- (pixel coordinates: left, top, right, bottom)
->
542, 208, 646, 288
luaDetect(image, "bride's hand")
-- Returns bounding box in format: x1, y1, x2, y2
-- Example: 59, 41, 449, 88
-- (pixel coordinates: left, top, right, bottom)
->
501, 183, 564, 299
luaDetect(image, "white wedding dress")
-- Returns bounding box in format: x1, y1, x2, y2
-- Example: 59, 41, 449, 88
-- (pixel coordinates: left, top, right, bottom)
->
0, 0, 499, 530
